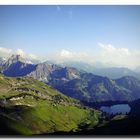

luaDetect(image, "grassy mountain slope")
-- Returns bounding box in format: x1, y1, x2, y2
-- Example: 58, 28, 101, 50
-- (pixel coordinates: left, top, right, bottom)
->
0, 74, 100, 135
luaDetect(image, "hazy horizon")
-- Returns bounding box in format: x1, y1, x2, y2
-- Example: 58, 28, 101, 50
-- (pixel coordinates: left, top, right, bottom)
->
0, 5, 140, 69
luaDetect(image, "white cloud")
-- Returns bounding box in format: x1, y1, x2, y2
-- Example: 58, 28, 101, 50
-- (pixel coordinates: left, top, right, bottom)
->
60, 49, 72, 58
46, 49, 89, 64
0, 47, 13, 58
98, 43, 131, 56
16, 49, 26, 57
49, 44, 140, 69
0, 44, 140, 69
15, 49, 39, 61
97, 43, 140, 69
59, 49, 88, 60
28, 54, 38, 60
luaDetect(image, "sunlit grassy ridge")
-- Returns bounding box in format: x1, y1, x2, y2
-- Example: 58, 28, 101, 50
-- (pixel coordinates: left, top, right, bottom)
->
0, 74, 100, 135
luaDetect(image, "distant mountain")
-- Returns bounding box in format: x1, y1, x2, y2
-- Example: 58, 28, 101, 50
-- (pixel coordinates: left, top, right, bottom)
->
92, 67, 140, 79
60, 61, 96, 73
0, 55, 36, 77
61, 61, 140, 79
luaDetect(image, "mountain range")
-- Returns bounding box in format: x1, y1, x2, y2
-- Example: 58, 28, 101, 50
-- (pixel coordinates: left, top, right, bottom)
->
0, 54, 140, 135
0, 55, 140, 103
60, 61, 140, 79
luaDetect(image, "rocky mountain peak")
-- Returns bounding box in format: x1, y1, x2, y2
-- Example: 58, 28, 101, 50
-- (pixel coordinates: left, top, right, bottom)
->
5, 54, 33, 67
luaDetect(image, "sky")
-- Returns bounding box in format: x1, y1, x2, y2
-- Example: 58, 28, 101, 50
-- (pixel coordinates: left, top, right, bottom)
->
0, 5, 140, 69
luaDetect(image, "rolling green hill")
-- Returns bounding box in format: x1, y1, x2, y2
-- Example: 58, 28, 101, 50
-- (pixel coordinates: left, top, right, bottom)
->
0, 73, 100, 135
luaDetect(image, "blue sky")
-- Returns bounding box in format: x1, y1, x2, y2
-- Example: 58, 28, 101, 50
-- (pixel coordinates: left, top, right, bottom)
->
0, 5, 140, 68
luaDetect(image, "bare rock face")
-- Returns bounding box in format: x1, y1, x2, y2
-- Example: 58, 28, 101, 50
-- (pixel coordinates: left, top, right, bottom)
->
28, 62, 61, 82
28, 62, 80, 83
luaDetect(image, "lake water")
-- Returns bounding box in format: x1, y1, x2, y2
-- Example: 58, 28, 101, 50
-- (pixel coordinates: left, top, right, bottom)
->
100, 104, 131, 115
